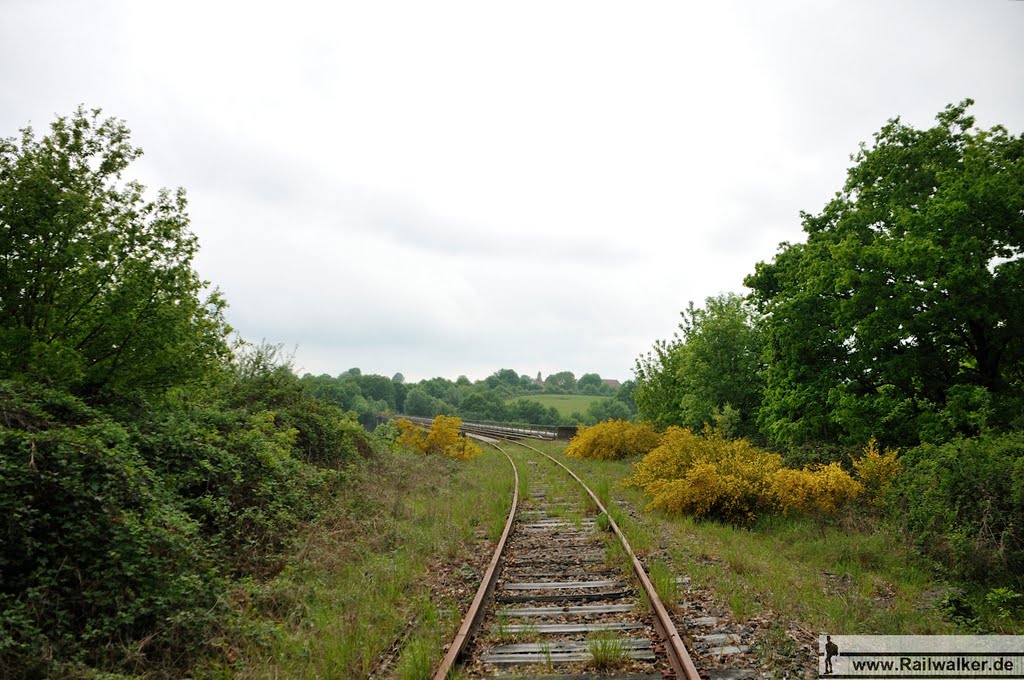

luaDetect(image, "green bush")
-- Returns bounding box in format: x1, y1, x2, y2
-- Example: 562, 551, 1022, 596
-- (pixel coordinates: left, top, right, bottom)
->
893, 432, 1024, 587
0, 365, 374, 676
0, 381, 222, 676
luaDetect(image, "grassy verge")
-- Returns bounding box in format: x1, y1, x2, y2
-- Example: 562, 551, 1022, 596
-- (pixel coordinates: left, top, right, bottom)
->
524, 439, 956, 636
200, 443, 514, 679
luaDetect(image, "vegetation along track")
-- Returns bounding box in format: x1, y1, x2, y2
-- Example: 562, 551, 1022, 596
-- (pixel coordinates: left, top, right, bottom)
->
410, 417, 700, 680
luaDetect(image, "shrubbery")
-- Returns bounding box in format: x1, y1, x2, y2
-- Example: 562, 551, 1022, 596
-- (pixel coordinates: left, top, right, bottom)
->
625, 427, 783, 522
893, 432, 1024, 587
0, 382, 220, 675
395, 416, 481, 460
769, 463, 863, 515
852, 437, 900, 505
624, 427, 862, 523
0, 359, 376, 676
565, 419, 660, 460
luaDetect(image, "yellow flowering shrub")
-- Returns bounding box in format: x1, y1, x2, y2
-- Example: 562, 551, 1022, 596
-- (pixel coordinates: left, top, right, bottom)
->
396, 418, 427, 451
852, 437, 900, 504
425, 414, 461, 455
625, 427, 783, 523
394, 416, 481, 460
626, 426, 862, 522
769, 463, 863, 515
565, 419, 660, 460
427, 415, 482, 460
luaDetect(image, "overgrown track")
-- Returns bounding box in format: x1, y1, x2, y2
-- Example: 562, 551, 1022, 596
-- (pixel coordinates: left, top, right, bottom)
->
431, 429, 701, 680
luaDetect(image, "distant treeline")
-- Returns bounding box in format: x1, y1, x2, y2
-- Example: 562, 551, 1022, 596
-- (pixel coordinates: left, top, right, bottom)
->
301, 368, 638, 427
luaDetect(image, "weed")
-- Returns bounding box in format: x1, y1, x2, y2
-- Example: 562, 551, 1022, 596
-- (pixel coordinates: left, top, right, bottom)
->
586, 631, 628, 670
531, 438, 965, 638
539, 640, 553, 670
649, 560, 679, 607
493, 612, 510, 639
756, 622, 799, 672
213, 444, 515, 677
594, 476, 612, 507
396, 634, 438, 680
605, 538, 630, 577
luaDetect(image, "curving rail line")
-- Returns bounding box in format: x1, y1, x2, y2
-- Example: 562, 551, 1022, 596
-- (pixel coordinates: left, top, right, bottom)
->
431, 433, 515, 680
418, 418, 701, 680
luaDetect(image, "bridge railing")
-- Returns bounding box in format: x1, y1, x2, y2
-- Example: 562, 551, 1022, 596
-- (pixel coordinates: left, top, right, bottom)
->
389, 414, 571, 440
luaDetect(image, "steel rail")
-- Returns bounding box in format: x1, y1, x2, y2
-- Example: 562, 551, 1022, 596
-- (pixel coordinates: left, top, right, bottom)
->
503, 437, 702, 680
431, 435, 519, 680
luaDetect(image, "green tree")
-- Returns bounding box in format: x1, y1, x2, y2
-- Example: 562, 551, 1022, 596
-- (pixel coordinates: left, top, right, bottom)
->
633, 294, 763, 434
633, 338, 687, 428
355, 373, 396, 409
403, 387, 438, 417
615, 379, 638, 414
586, 398, 632, 423
544, 370, 576, 393
508, 398, 559, 426
457, 390, 509, 421
747, 100, 1024, 447
577, 372, 603, 395
0, 107, 229, 398
675, 293, 764, 436
485, 368, 521, 390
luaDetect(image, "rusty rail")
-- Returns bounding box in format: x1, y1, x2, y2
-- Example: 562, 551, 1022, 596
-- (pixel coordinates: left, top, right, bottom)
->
430, 424, 701, 680
512, 438, 702, 680
431, 435, 519, 680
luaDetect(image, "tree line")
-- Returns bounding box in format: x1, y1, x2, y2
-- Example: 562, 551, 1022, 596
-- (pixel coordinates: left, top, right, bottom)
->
301, 367, 637, 427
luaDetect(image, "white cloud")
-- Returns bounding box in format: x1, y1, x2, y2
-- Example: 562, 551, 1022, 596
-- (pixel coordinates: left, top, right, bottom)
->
2, 0, 1022, 383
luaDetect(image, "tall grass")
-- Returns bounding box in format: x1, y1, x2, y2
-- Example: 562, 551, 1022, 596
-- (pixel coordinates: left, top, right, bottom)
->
214, 444, 515, 678
586, 631, 628, 670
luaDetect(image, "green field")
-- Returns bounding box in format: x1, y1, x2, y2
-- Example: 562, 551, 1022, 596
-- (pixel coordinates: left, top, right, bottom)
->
506, 393, 612, 417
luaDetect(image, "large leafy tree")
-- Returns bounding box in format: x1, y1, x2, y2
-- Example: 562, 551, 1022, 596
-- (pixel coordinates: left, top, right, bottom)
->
0, 107, 229, 399
633, 337, 687, 429
746, 100, 1024, 447
633, 293, 763, 434
675, 293, 764, 435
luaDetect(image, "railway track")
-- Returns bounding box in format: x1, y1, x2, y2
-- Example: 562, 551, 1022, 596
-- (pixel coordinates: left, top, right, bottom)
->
421, 424, 701, 680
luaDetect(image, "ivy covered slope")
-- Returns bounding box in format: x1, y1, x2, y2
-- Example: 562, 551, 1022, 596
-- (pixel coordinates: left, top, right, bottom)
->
0, 108, 373, 678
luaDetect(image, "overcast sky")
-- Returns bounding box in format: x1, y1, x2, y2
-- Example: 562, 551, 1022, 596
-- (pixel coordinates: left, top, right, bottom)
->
3, 1, 1022, 383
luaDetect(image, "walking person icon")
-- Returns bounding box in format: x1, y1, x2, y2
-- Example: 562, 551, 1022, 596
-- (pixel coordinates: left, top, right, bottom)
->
824, 635, 839, 674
